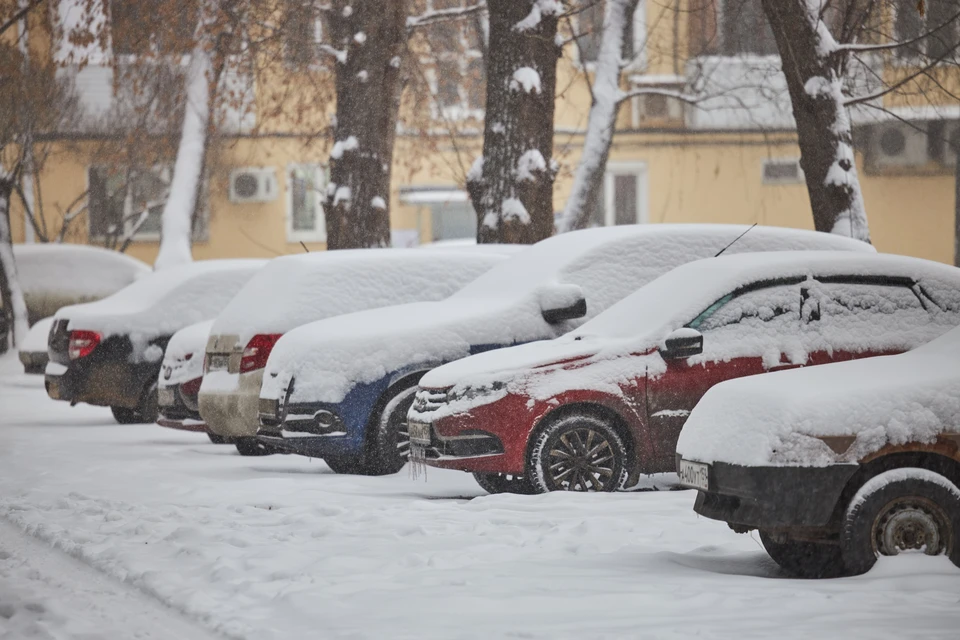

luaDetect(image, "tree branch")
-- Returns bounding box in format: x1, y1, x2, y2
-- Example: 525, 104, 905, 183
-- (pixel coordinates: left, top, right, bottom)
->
844, 38, 960, 107
616, 87, 700, 106
0, 0, 45, 40
406, 2, 486, 30
836, 6, 960, 53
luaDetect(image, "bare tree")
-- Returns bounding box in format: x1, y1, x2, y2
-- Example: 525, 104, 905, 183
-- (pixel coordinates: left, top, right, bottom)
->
467, 0, 561, 244
760, 0, 960, 242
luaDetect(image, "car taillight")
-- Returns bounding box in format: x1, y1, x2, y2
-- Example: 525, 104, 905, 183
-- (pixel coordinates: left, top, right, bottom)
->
68, 330, 101, 360
239, 334, 282, 374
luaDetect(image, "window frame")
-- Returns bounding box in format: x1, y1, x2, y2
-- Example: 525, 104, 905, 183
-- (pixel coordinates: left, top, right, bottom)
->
87, 164, 178, 243
574, 0, 648, 71
687, 276, 806, 332
601, 161, 649, 226
285, 162, 328, 243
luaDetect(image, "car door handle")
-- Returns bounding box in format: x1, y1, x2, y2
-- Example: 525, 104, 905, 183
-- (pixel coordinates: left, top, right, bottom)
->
768, 363, 803, 372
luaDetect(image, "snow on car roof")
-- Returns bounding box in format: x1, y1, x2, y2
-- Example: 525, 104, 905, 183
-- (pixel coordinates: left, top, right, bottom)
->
13, 243, 150, 297
210, 249, 508, 344
56, 260, 267, 339
677, 324, 960, 468
450, 224, 873, 305
420, 251, 960, 389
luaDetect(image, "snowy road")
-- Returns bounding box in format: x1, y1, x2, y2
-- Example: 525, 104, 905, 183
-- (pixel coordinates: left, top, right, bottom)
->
1, 354, 958, 639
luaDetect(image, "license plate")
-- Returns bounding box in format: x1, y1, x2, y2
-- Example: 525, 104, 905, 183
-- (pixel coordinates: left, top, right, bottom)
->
407, 420, 431, 446
208, 354, 230, 371
678, 459, 710, 491
158, 387, 176, 407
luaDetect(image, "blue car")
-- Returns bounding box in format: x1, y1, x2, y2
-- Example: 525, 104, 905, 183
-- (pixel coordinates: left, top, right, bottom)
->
256, 224, 873, 475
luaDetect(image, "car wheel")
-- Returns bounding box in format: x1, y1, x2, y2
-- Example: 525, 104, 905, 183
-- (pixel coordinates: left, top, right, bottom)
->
759, 531, 846, 578
111, 405, 141, 424
473, 472, 537, 495
529, 413, 629, 493
324, 453, 370, 475
138, 383, 159, 424
235, 437, 277, 456
368, 387, 418, 476
840, 468, 960, 576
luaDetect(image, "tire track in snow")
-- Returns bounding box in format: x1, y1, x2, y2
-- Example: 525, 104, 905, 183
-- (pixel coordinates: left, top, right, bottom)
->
0, 517, 223, 640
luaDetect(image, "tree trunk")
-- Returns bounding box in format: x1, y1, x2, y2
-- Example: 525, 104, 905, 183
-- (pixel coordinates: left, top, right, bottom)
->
154, 0, 219, 270
760, 0, 870, 243
955, 142, 959, 267
557, 0, 637, 233
468, 0, 560, 244
323, 0, 407, 250
0, 178, 29, 349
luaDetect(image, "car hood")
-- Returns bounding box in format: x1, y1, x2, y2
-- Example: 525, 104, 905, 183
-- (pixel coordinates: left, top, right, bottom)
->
260, 296, 558, 404
676, 329, 960, 468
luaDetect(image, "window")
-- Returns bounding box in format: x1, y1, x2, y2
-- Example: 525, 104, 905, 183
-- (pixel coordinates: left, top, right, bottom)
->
588, 163, 649, 227
691, 281, 802, 333
894, 0, 959, 61
284, 0, 328, 69
576, 0, 647, 67
813, 280, 929, 326
762, 158, 804, 184
427, 0, 485, 118
111, 0, 198, 56
287, 164, 327, 242
88, 166, 179, 242
688, 0, 777, 57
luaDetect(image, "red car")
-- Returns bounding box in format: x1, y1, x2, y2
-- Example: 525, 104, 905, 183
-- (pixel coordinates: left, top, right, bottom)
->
408, 252, 960, 494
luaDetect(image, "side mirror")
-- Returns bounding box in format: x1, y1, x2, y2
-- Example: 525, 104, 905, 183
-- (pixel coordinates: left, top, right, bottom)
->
660, 328, 703, 359
539, 283, 587, 324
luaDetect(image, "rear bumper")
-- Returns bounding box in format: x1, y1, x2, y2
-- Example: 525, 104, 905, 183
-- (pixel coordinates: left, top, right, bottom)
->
45, 358, 155, 409
199, 370, 263, 438
157, 416, 208, 432
686, 459, 858, 531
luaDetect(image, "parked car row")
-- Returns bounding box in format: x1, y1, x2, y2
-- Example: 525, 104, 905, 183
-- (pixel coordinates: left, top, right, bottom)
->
37, 224, 960, 578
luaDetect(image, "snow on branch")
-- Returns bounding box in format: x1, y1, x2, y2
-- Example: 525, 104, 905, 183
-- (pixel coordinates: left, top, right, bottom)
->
319, 44, 347, 64
514, 0, 561, 32
407, 2, 485, 30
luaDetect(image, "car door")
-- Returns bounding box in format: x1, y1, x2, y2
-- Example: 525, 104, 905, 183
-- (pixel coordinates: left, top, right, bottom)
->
644, 278, 805, 471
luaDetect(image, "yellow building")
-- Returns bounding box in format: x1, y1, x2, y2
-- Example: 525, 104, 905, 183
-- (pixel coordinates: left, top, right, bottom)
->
9, 0, 960, 266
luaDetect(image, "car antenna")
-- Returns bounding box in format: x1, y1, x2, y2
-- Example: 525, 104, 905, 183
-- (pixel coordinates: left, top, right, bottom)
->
714, 223, 758, 257
300, 241, 310, 253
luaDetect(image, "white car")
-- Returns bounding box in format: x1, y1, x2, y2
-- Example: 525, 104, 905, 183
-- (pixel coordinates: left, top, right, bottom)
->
677, 323, 960, 578
256, 224, 873, 476
157, 320, 214, 439
198, 248, 514, 456
13, 243, 149, 323
18, 316, 55, 374
45, 260, 266, 424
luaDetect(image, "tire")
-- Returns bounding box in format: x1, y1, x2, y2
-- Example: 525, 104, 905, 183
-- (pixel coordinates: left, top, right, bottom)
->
235, 437, 277, 457
138, 383, 159, 424
111, 405, 141, 424
529, 413, 629, 493
840, 468, 960, 576
367, 387, 417, 476
207, 433, 228, 444
324, 453, 370, 475
759, 531, 846, 578
473, 472, 537, 495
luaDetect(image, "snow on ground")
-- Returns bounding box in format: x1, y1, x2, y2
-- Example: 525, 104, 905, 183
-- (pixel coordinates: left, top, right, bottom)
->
0, 353, 958, 639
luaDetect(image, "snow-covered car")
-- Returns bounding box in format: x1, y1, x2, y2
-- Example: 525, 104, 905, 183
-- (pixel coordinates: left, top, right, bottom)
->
676, 324, 960, 578
157, 320, 217, 440
408, 252, 960, 495
13, 244, 149, 324
199, 248, 513, 456
256, 225, 873, 476
18, 317, 55, 374
45, 260, 266, 424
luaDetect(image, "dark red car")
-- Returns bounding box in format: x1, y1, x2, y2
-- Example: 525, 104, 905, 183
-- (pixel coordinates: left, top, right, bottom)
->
407, 252, 960, 494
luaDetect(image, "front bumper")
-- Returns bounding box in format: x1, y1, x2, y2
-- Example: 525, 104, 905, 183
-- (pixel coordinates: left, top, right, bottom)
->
19, 351, 48, 374
410, 415, 525, 475
199, 370, 263, 438
255, 432, 356, 458
682, 457, 858, 531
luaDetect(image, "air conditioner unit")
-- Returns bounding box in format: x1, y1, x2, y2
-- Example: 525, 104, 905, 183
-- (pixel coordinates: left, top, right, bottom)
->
871, 122, 928, 168
941, 120, 960, 167
633, 92, 684, 124
229, 168, 277, 203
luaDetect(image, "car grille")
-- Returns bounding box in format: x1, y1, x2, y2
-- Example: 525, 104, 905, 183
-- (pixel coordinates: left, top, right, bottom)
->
411, 388, 449, 415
